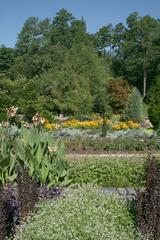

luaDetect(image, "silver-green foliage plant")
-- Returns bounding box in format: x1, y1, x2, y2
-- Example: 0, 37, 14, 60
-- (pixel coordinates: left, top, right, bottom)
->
121, 87, 143, 122
13, 185, 143, 240
14, 126, 70, 187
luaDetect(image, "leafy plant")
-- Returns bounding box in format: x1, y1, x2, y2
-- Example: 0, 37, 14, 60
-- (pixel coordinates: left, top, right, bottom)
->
121, 88, 143, 123
14, 126, 70, 187
68, 157, 145, 187
0, 126, 17, 185
148, 76, 160, 129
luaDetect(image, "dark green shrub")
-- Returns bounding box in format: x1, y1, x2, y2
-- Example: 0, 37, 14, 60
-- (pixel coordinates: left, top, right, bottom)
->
121, 88, 143, 122
136, 155, 160, 239
0, 112, 7, 122
41, 110, 54, 122
148, 77, 160, 129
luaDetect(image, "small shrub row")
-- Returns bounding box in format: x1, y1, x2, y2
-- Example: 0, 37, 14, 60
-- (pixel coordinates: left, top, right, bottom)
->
68, 157, 146, 187
65, 137, 160, 153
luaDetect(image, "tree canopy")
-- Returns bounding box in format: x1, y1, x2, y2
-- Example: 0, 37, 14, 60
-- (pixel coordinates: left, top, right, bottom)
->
0, 9, 160, 120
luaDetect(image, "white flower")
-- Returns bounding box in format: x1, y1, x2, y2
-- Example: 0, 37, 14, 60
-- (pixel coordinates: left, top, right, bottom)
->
2, 121, 9, 128
48, 146, 58, 153
7, 106, 18, 117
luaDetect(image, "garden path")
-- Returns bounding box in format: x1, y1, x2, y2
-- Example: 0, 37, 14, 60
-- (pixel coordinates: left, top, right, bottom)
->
66, 153, 160, 159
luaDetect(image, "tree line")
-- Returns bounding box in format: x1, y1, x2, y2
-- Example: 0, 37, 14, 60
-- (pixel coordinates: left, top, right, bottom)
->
0, 9, 160, 121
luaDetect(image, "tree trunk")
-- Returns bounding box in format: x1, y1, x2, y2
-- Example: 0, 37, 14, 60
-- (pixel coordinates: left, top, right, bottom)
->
101, 113, 107, 137
143, 67, 147, 98
143, 49, 148, 98
109, 45, 112, 65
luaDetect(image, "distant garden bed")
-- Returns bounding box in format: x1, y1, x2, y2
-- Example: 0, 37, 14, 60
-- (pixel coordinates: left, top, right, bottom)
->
64, 136, 160, 154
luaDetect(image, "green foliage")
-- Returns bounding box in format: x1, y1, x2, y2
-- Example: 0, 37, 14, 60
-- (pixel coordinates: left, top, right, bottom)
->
0, 126, 18, 185
0, 9, 113, 117
13, 185, 142, 240
14, 126, 70, 187
112, 12, 160, 96
1, 10, 160, 117
41, 110, 54, 122
148, 76, 160, 129
121, 88, 143, 122
95, 24, 113, 54
0, 74, 15, 120
68, 157, 145, 187
0, 122, 70, 187
0, 46, 15, 78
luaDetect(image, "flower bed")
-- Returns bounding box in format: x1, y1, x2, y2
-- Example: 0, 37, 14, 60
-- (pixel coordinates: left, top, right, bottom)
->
64, 136, 160, 153
44, 118, 141, 130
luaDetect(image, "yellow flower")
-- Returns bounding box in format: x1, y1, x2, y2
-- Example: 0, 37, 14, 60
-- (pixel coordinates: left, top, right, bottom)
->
112, 120, 140, 130
127, 120, 140, 128
44, 123, 57, 130
62, 119, 103, 128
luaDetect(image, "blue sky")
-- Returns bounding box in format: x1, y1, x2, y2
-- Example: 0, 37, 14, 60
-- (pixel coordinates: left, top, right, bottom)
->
1, 0, 160, 47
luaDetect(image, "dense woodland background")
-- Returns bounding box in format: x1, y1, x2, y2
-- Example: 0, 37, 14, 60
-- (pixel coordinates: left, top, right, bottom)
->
1, 9, 160, 121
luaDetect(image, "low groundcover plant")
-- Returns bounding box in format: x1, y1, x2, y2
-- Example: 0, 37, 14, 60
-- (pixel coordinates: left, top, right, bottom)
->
13, 185, 143, 240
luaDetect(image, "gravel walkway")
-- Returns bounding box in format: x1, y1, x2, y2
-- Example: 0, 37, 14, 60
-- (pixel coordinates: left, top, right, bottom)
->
67, 153, 160, 159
